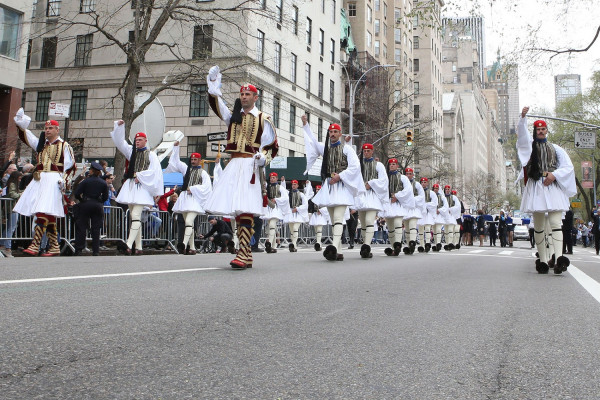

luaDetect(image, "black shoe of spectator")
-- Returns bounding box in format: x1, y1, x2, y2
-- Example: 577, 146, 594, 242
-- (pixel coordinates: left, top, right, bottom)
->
251, 246, 264, 253
176, 243, 185, 255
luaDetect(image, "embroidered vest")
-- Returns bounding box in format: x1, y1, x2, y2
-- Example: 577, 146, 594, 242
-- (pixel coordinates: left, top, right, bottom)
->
267, 183, 281, 200
289, 190, 302, 208
424, 189, 431, 203
36, 141, 66, 173
182, 167, 203, 191
526, 141, 558, 180
446, 194, 455, 208
436, 193, 444, 209
362, 160, 377, 183
327, 144, 348, 176
389, 172, 403, 195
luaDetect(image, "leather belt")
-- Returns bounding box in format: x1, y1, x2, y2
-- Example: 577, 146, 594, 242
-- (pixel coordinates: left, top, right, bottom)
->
230, 153, 253, 159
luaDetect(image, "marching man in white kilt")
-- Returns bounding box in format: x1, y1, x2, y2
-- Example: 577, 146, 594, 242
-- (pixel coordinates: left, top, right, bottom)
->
303, 115, 365, 261
383, 158, 412, 256
417, 177, 437, 253
13, 108, 76, 256
443, 185, 461, 251
111, 120, 164, 254
262, 172, 287, 254
400, 167, 425, 255
354, 143, 388, 259
305, 183, 331, 251
518, 106, 576, 274
431, 183, 450, 252
165, 141, 212, 255
281, 179, 309, 252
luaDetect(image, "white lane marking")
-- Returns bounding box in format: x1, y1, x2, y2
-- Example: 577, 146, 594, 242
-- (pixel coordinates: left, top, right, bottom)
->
469, 250, 486, 254
569, 265, 600, 305
498, 251, 513, 255
0, 267, 219, 285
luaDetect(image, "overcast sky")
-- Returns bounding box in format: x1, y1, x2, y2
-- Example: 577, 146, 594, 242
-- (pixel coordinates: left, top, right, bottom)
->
443, 0, 600, 114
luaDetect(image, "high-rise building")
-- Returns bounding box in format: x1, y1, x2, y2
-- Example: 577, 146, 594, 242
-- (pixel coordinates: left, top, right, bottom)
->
442, 16, 485, 83
484, 56, 520, 137
0, 0, 31, 161
554, 74, 582, 106
412, 0, 445, 176
23, 0, 342, 162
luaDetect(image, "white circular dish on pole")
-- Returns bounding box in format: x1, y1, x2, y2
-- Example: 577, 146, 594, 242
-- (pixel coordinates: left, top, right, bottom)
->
129, 91, 166, 150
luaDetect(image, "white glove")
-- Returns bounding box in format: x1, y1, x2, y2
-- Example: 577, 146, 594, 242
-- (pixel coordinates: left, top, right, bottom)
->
206, 65, 223, 97
14, 107, 31, 131
254, 151, 266, 167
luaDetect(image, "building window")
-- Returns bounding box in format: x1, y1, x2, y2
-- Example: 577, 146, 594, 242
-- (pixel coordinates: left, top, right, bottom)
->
41, 37, 57, 68
414, 105, 419, 119
374, 40, 380, 56
291, 53, 297, 83
329, 80, 334, 104
32, 0, 38, 18
80, 0, 95, 12
306, 18, 312, 46
375, 19, 380, 36
394, 28, 401, 43
274, 42, 281, 74
375, 0, 380, 11
383, 44, 387, 58
273, 97, 280, 128
47, 0, 61, 16
414, 81, 419, 95
317, 118, 323, 142
395, 70, 401, 83
188, 136, 207, 159
305, 63, 311, 92
189, 84, 208, 117
276, 0, 283, 23
292, 6, 298, 35
0, 6, 21, 60
256, 89, 263, 111
319, 29, 324, 56
414, 59, 419, 72
367, 6, 372, 22
193, 25, 213, 59
330, 39, 335, 64
321, 0, 325, 13
75, 34, 93, 67
256, 30, 264, 62
367, 31, 372, 48
394, 48, 400, 63
70, 90, 88, 121
289, 150, 295, 157
36, 91, 52, 121
331, 0, 336, 23
318, 72, 324, 99
259, 0, 265, 10
413, 36, 419, 49
383, 23, 387, 37
289, 104, 296, 135
348, 3, 356, 17
26, 40, 32, 69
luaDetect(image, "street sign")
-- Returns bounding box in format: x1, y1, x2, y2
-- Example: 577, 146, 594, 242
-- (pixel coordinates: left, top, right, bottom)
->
571, 198, 582, 208
48, 102, 70, 118
207, 132, 227, 142
210, 143, 226, 152
574, 130, 595, 149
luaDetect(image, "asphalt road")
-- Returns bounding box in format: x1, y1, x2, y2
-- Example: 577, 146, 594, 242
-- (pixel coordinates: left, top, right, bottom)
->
2, 241, 600, 399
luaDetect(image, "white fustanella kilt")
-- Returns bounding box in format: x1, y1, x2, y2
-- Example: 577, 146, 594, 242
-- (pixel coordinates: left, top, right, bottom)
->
354, 190, 384, 212
262, 205, 283, 221
418, 211, 435, 226
312, 180, 355, 208
204, 157, 263, 216
520, 180, 570, 213
309, 208, 330, 226
382, 201, 403, 219
172, 192, 206, 214
13, 172, 65, 217
402, 206, 423, 220
116, 178, 155, 206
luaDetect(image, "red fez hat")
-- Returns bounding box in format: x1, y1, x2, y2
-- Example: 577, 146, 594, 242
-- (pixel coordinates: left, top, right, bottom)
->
451, 190, 457, 195
269, 172, 278, 177
388, 158, 398, 164
190, 152, 201, 159
135, 132, 147, 139
45, 120, 59, 127
420, 177, 428, 182
433, 183, 440, 189
405, 167, 414, 173
328, 123, 341, 131
316, 185, 322, 189
444, 185, 451, 190
362, 143, 374, 150
533, 120, 547, 128
240, 84, 258, 93
291, 180, 298, 184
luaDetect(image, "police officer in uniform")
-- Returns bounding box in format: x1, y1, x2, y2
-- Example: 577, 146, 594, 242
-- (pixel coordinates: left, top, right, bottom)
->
73, 162, 109, 256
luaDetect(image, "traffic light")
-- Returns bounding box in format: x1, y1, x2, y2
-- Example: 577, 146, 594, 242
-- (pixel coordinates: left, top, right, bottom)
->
406, 130, 413, 146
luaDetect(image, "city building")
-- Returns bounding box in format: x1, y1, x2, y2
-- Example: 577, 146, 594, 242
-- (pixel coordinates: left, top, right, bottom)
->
484, 55, 520, 137
554, 74, 581, 106
412, 0, 445, 177
442, 16, 485, 83
23, 0, 342, 165
0, 0, 31, 162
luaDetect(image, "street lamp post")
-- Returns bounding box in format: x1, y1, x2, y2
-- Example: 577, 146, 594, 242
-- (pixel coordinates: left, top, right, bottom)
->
340, 62, 396, 146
